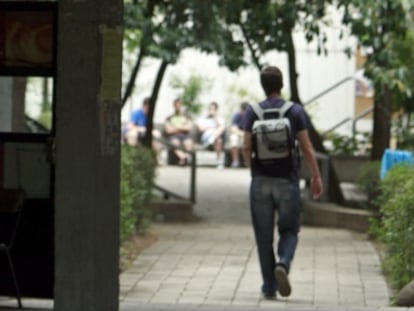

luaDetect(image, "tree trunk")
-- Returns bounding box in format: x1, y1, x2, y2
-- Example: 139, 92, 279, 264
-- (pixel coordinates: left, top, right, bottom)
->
285, 30, 345, 205
286, 31, 301, 103
143, 60, 168, 148
121, 0, 156, 107
371, 87, 392, 160
122, 47, 145, 107
240, 24, 262, 70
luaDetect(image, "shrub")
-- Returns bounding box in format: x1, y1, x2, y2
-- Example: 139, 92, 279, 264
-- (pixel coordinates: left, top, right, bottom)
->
325, 133, 358, 155
324, 131, 371, 155
371, 164, 414, 291
120, 144, 157, 243
355, 161, 382, 212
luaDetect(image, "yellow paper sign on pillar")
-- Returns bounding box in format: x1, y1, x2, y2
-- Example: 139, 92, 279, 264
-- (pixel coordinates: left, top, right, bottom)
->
99, 26, 122, 101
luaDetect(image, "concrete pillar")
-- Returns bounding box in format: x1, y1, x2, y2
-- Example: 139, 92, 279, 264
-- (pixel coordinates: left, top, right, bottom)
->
54, 1, 123, 310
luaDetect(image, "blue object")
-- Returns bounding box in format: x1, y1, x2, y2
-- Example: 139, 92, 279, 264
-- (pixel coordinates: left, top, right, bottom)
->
380, 148, 414, 179
130, 108, 147, 127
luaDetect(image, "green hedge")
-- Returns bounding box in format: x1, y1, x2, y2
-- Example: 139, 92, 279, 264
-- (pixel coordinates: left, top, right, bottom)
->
355, 161, 382, 212
370, 164, 414, 291
120, 144, 157, 243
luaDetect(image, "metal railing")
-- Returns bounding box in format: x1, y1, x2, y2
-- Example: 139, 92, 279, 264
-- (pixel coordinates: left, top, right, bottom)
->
304, 74, 373, 141
153, 137, 197, 204
321, 117, 353, 137
351, 107, 374, 137
303, 76, 354, 107
322, 106, 373, 138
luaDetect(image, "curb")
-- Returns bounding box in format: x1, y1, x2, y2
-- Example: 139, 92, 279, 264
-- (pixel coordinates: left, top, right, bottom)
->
302, 200, 373, 233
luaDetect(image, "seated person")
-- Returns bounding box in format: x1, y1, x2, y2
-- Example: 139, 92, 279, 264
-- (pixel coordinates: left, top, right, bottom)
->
124, 97, 162, 163
124, 97, 149, 146
196, 102, 226, 169
164, 98, 194, 166
229, 102, 248, 167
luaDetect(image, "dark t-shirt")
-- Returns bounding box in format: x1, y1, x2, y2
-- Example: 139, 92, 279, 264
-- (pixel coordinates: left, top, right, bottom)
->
231, 111, 245, 129
242, 97, 308, 182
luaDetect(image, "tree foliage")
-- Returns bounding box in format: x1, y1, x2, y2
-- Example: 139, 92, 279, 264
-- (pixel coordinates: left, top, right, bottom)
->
393, 28, 414, 113
338, 0, 413, 159
221, 0, 338, 100
340, 0, 410, 92
122, 0, 247, 107
170, 74, 211, 115
390, 27, 414, 149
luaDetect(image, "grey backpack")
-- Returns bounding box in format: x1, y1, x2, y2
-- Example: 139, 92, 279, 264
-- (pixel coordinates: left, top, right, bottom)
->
251, 101, 294, 162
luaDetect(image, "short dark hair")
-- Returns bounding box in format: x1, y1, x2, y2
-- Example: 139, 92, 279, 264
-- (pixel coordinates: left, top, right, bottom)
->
143, 97, 151, 106
260, 66, 283, 96
240, 102, 248, 110
210, 102, 218, 110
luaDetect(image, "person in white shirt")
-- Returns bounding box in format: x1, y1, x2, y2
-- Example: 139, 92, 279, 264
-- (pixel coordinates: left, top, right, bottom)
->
196, 102, 226, 169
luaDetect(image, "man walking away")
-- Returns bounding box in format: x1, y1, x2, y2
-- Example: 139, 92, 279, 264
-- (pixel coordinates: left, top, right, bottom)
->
242, 66, 323, 299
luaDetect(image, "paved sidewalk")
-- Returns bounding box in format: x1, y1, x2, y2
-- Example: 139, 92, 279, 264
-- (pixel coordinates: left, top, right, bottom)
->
0, 165, 410, 311
119, 165, 411, 311
120, 223, 390, 309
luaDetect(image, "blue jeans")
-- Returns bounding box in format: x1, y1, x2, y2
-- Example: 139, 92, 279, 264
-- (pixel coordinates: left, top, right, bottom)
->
249, 176, 301, 295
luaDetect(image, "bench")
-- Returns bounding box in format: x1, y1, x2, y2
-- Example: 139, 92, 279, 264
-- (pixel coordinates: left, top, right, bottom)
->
159, 124, 245, 167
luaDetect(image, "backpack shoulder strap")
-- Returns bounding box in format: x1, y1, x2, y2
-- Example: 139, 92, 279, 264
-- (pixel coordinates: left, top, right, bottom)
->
250, 102, 264, 120
251, 100, 295, 120
279, 101, 294, 118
